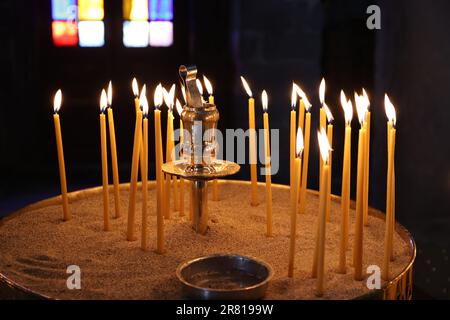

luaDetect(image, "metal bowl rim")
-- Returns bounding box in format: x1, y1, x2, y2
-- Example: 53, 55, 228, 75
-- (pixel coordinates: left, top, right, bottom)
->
176, 253, 274, 293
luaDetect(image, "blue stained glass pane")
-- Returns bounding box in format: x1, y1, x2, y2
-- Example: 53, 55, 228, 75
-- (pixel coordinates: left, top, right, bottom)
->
149, 0, 173, 21
52, 0, 78, 21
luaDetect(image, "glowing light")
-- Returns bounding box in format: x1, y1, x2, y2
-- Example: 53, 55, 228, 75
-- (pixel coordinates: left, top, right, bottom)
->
149, 21, 173, 47
132, 78, 139, 97
78, 21, 105, 47
54, 89, 62, 113
149, 0, 173, 21
52, 0, 77, 20
317, 128, 331, 164
296, 86, 312, 112
139, 84, 147, 104
384, 94, 397, 126
176, 99, 183, 116
100, 89, 108, 113
78, 0, 104, 20
107, 81, 112, 107
296, 127, 304, 158
262, 90, 268, 112
52, 21, 78, 47
203, 76, 213, 96
123, 21, 150, 47
323, 103, 334, 123
293, 83, 305, 100
163, 84, 175, 111
362, 88, 370, 110
154, 83, 163, 109
291, 83, 298, 110
196, 79, 204, 96
340, 90, 353, 125
355, 93, 367, 126
141, 93, 149, 117
346, 100, 353, 124
123, 0, 149, 20
240, 76, 252, 97
319, 78, 326, 106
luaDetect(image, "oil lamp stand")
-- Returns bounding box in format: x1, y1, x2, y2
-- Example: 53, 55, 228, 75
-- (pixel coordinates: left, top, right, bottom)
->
162, 65, 240, 234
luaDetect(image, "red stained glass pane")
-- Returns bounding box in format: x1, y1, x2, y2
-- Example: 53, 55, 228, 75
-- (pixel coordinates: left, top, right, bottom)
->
52, 21, 78, 46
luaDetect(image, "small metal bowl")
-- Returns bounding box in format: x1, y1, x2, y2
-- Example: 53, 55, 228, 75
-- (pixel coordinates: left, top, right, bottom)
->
176, 254, 273, 300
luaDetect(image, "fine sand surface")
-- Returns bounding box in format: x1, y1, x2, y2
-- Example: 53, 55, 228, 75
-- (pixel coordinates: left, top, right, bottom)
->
0, 181, 412, 300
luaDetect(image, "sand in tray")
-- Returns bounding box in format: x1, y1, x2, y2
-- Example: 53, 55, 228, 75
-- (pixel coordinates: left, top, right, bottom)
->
0, 182, 412, 300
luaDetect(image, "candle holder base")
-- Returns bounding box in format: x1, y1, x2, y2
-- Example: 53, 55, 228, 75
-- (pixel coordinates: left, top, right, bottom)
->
162, 160, 240, 234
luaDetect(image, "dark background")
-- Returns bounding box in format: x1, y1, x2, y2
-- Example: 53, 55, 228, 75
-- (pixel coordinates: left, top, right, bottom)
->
0, 0, 449, 299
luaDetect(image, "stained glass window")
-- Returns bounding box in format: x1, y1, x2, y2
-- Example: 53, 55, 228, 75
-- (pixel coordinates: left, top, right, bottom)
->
123, 0, 174, 47
51, 0, 105, 47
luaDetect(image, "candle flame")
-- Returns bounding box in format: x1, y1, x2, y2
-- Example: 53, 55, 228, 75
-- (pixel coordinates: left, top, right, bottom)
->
319, 78, 326, 106
262, 90, 268, 112
176, 99, 183, 117
139, 84, 147, 105
154, 83, 163, 109
384, 94, 397, 126
291, 83, 298, 110
163, 84, 176, 112
317, 128, 331, 164
141, 93, 149, 117
340, 90, 347, 111
296, 127, 304, 158
345, 99, 353, 125
107, 81, 112, 107
323, 103, 334, 123
355, 93, 367, 126
240, 76, 253, 97
181, 84, 187, 104
203, 75, 213, 96
169, 83, 176, 104
293, 82, 305, 99
53, 89, 62, 113
295, 84, 312, 112
100, 89, 108, 113
132, 78, 139, 97
362, 88, 370, 110
341, 90, 353, 124
196, 79, 204, 96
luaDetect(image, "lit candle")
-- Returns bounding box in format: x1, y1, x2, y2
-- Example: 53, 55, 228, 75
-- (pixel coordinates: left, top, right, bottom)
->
319, 78, 326, 184
106, 81, 121, 219
176, 99, 185, 216
262, 90, 273, 237
204, 75, 219, 201
127, 84, 144, 241
290, 84, 298, 207
132, 78, 145, 182
353, 97, 367, 280
338, 91, 353, 274
141, 92, 149, 251
324, 104, 334, 222
315, 129, 332, 297
52, 90, 70, 221
362, 89, 371, 226
298, 90, 312, 214
204, 75, 214, 105
241, 76, 258, 206
383, 94, 397, 280
288, 128, 304, 277
154, 84, 165, 254
163, 85, 176, 219
100, 90, 110, 231
294, 83, 306, 135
